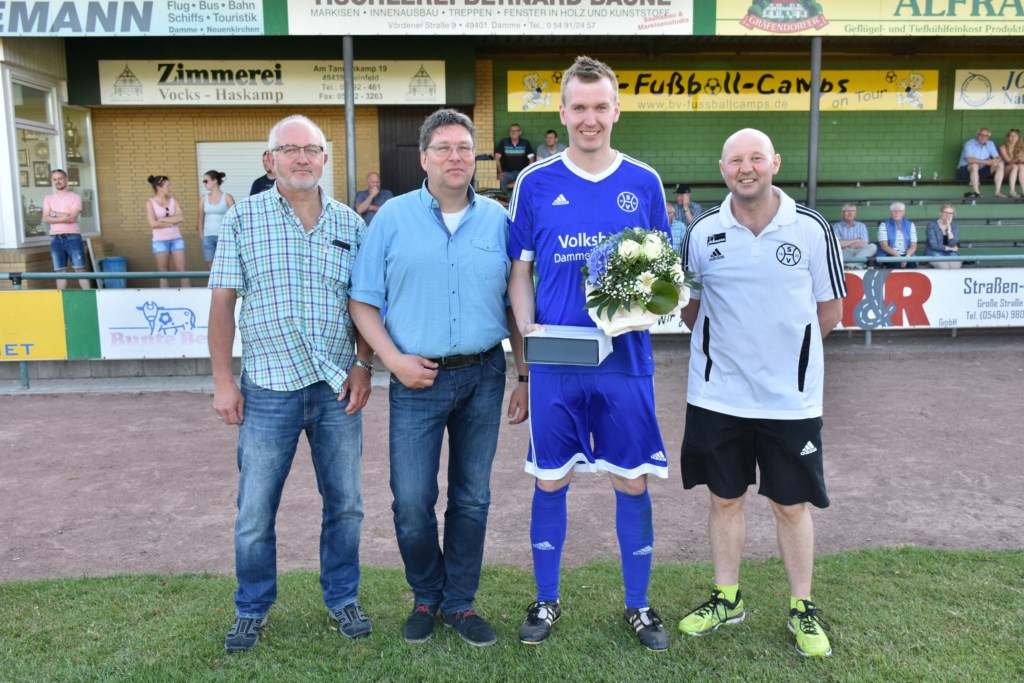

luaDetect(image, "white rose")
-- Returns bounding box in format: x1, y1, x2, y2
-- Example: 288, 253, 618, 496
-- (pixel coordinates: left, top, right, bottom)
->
618, 239, 641, 260
642, 236, 662, 260
670, 263, 685, 284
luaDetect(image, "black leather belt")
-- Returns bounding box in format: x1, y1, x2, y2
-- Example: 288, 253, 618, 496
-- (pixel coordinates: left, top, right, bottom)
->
428, 344, 500, 370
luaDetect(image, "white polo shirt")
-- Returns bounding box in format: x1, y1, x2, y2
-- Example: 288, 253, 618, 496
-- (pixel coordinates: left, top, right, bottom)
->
681, 188, 845, 419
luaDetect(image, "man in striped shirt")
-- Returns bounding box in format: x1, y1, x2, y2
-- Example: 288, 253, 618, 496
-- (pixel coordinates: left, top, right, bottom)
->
209, 115, 375, 653
678, 129, 845, 658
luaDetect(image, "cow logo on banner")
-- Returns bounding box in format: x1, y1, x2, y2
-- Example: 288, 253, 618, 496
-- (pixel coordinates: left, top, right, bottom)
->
740, 1, 828, 34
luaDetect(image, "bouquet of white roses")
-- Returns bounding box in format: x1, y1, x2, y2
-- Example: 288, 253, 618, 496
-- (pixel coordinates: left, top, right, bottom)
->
580, 227, 701, 336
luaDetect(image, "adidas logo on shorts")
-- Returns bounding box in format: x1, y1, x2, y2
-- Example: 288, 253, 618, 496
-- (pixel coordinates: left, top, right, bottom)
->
533, 541, 556, 551
649, 450, 667, 462
799, 441, 818, 456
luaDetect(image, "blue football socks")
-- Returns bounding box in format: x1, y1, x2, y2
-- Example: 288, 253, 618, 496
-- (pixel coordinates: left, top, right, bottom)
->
615, 488, 654, 609
530, 484, 568, 603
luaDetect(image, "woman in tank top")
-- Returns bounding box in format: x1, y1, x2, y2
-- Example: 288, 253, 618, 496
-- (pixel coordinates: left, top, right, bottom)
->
196, 169, 236, 267
146, 175, 189, 287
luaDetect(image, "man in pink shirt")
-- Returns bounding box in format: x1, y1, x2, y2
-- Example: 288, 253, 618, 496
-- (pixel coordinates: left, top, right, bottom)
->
43, 169, 91, 290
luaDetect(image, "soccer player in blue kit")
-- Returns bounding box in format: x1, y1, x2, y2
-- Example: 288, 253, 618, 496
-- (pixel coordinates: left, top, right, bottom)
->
507, 56, 672, 651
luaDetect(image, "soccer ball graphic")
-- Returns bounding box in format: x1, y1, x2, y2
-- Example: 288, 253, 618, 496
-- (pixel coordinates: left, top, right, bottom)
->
885, 70, 898, 84
705, 78, 722, 94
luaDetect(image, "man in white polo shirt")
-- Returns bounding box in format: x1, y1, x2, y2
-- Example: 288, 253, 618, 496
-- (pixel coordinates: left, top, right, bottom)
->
677, 129, 845, 658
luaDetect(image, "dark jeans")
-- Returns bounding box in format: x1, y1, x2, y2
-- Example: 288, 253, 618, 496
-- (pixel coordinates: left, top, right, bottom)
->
388, 346, 506, 614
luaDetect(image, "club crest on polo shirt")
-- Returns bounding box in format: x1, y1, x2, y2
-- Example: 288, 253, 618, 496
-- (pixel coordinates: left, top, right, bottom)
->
776, 243, 802, 266
707, 232, 726, 245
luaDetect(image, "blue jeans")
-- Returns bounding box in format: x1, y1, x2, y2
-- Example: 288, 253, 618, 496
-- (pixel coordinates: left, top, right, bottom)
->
388, 346, 506, 614
50, 233, 87, 270
234, 373, 363, 618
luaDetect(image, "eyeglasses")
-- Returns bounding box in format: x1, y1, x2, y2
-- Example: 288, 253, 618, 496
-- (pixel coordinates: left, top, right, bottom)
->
270, 144, 325, 159
165, 208, 171, 217
942, 211, 955, 215
426, 144, 476, 158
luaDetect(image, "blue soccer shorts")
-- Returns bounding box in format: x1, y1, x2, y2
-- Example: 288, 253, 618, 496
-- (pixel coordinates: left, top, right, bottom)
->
525, 372, 669, 481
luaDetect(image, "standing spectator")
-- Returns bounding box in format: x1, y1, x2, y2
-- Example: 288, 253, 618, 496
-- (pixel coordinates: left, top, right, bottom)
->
353, 171, 394, 225
678, 128, 845, 658
349, 109, 528, 648
43, 169, 91, 290
831, 203, 876, 268
197, 170, 235, 267
534, 129, 567, 159
998, 128, 1024, 198
957, 128, 1005, 198
508, 56, 671, 652
249, 150, 277, 195
145, 175, 189, 288
494, 123, 534, 190
924, 203, 962, 269
673, 184, 703, 228
209, 115, 375, 653
877, 201, 918, 269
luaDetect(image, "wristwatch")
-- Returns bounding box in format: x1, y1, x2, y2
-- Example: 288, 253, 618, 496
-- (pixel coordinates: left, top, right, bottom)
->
353, 359, 374, 376
50, 211, 57, 217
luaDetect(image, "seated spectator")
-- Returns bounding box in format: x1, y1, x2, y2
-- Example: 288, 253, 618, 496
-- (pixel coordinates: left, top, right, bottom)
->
535, 129, 567, 159
832, 203, 876, 269
924, 203, 962, 270
354, 171, 394, 225
998, 128, 1024, 199
877, 201, 917, 269
673, 184, 702, 228
957, 128, 1005, 198
666, 200, 686, 250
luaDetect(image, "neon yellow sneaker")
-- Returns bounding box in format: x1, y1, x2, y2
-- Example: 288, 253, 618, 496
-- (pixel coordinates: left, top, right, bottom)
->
788, 599, 832, 657
678, 589, 745, 636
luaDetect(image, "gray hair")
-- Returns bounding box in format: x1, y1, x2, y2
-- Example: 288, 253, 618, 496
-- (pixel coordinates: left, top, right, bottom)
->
268, 115, 327, 150
890, 201, 906, 211
419, 109, 476, 152
841, 203, 857, 212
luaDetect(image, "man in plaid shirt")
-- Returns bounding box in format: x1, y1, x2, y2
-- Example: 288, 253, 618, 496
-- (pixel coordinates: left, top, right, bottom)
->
209, 115, 375, 653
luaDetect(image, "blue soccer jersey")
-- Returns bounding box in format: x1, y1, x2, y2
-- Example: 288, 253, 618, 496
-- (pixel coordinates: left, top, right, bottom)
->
508, 153, 669, 376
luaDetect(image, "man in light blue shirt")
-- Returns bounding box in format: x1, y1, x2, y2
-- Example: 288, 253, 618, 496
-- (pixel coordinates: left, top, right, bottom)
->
350, 109, 528, 648
831, 203, 876, 268
957, 128, 1005, 198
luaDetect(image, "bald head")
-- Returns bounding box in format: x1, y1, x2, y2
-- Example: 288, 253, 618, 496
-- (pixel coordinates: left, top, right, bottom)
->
721, 128, 775, 161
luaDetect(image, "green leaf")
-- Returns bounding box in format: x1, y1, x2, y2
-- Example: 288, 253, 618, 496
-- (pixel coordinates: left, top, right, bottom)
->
646, 280, 680, 315
585, 291, 609, 310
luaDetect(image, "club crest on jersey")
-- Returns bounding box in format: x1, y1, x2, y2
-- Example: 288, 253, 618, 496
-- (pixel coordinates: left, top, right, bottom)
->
707, 232, 726, 245
616, 192, 639, 212
776, 243, 801, 266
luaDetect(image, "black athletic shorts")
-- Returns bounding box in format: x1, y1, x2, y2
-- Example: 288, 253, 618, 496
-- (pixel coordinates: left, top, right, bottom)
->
681, 404, 830, 508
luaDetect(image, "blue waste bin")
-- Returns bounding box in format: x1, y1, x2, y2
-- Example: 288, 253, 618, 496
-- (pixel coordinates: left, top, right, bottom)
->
100, 256, 128, 288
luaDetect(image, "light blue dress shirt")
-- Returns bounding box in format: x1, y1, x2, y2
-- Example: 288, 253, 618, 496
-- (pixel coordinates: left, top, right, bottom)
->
350, 182, 511, 358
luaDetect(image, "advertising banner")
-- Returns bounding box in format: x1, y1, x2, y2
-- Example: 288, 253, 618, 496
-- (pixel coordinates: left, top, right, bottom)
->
98, 60, 446, 106
954, 69, 1024, 110
650, 268, 1024, 335
96, 289, 241, 359
716, 0, 1024, 37
0, 291, 67, 361
508, 69, 938, 113
288, 0, 693, 36
0, 0, 263, 36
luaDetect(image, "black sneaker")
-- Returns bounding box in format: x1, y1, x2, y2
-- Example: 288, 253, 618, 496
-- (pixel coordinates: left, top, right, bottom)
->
624, 607, 670, 651
404, 603, 439, 644
519, 600, 561, 645
329, 602, 372, 639
224, 616, 265, 653
443, 608, 497, 647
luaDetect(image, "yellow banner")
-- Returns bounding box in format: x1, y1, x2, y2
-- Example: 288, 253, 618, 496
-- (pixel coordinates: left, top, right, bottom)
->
508, 70, 938, 113
0, 292, 68, 361
716, 0, 1024, 36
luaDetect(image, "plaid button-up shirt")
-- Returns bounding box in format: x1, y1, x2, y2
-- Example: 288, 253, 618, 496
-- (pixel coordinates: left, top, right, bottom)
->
209, 185, 364, 393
